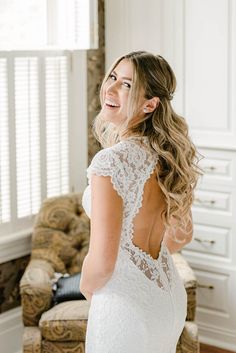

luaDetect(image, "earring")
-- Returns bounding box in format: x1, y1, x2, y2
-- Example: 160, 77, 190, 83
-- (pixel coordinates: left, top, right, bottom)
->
143, 108, 148, 113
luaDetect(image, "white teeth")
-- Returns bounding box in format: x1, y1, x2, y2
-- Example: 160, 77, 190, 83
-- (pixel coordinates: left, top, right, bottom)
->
105, 98, 120, 107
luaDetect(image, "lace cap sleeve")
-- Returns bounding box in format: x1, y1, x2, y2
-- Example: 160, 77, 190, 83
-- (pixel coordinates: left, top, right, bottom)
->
86, 148, 126, 199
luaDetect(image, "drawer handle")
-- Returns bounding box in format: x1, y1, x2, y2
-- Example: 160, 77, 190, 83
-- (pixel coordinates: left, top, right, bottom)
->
197, 283, 214, 290
203, 166, 217, 172
194, 197, 216, 205
194, 237, 215, 245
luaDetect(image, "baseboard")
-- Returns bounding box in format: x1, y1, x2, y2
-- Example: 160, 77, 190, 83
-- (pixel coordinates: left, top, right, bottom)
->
198, 321, 236, 351
0, 307, 23, 353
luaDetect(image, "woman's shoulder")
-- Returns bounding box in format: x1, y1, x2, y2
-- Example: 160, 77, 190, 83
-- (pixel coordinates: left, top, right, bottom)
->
86, 143, 126, 178
91, 137, 144, 160
88, 135, 158, 173
116, 136, 158, 159
113, 135, 152, 153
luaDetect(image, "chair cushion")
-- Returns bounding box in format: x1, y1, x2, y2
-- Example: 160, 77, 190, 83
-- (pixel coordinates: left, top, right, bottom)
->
39, 300, 90, 341
31, 193, 90, 274
39, 300, 199, 351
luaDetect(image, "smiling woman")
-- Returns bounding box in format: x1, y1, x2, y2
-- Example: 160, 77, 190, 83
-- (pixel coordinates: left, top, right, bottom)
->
80, 50, 202, 353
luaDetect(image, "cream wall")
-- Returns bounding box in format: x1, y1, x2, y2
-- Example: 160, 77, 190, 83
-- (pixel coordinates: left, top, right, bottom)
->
105, 0, 162, 70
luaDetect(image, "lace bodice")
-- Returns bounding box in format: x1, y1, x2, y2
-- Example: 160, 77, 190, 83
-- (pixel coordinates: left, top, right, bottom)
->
82, 136, 175, 291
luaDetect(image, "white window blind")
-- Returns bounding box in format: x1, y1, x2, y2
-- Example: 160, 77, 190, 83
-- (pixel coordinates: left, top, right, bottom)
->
0, 58, 10, 224
45, 56, 69, 197
15, 57, 41, 218
0, 51, 71, 236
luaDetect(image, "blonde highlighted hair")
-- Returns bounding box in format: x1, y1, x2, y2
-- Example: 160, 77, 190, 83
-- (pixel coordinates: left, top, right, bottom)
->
92, 51, 203, 241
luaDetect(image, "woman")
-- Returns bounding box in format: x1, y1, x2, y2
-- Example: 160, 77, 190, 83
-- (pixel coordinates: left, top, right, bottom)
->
80, 51, 202, 353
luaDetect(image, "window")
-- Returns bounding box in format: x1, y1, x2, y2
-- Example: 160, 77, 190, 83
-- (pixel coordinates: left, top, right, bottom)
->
0, 0, 94, 238
48, 0, 98, 49
0, 0, 47, 50
0, 0, 98, 50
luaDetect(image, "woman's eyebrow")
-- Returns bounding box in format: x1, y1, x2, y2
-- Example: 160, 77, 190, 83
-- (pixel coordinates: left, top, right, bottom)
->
112, 70, 132, 81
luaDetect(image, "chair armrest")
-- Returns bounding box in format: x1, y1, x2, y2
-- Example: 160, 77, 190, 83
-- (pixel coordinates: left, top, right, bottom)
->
20, 259, 55, 326
172, 252, 197, 288
172, 253, 197, 321
179, 321, 200, 353
23, 327, 42, 353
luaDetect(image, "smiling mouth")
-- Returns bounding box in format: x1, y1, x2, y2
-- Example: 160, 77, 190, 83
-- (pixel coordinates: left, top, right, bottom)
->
104, 97, 120, 109
105, 103, 119, 108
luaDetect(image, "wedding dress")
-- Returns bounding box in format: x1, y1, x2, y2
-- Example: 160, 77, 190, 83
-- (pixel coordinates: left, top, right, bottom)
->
82, 136, 187, 353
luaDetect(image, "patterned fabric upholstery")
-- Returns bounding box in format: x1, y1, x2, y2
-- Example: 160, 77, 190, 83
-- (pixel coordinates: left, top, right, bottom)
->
179, 321, 200, 353
39, 301, 89, 341
23, 327, 42, 353
20, 193, 90, 326
20, 193, 199, 353
42, 341, 85, 353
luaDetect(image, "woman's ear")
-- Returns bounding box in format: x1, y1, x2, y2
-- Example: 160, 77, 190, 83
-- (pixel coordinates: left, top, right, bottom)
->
143, 97, 160, 113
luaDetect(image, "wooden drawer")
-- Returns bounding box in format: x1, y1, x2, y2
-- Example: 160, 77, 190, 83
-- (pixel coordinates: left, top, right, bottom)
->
185, 224, 230, 257
194, 268, 229, 313
193, 189, 232, 214
198, 148, 236, 187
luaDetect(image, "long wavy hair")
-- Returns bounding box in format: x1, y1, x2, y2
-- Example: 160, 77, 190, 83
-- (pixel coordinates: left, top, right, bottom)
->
92, 51, 204, 242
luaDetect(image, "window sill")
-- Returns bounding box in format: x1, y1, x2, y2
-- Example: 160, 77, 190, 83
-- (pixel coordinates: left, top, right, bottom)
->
0, 229, 32, 264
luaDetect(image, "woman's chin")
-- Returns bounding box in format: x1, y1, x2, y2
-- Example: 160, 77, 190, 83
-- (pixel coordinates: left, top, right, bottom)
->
100, 110, 126, 126
102, 114, 120, 124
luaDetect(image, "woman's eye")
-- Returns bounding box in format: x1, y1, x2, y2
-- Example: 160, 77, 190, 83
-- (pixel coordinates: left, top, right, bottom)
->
109, 74, 116, 80
108, 74, 131, 88
123, 82, 131, 88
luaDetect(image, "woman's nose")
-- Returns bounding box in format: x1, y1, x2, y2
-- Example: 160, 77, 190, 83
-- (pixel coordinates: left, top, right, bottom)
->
106, 80, 118, 94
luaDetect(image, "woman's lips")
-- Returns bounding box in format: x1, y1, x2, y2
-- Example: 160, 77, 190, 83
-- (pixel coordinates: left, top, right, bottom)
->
104, 97, 120, 108
105, 103, 120, 109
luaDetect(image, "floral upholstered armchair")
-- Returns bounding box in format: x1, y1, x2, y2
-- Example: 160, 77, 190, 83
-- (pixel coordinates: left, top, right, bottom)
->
20, 193, 199, 353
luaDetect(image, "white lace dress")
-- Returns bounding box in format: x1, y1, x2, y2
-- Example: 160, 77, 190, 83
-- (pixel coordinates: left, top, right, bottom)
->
82, 136, 187, 353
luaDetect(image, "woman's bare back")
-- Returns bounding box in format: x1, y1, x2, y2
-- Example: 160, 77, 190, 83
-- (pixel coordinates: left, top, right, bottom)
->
132, 170, 167, 260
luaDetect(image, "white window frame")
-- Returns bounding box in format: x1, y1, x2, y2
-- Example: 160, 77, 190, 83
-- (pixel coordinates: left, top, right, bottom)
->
0, 49, 88, 264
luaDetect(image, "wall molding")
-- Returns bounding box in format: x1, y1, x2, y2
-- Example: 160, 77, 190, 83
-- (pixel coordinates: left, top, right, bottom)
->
199, 321, 236, 351
0, 306, 23, 353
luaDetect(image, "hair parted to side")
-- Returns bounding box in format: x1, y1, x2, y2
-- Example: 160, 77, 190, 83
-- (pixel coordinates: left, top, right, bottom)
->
92, 50, 204, 241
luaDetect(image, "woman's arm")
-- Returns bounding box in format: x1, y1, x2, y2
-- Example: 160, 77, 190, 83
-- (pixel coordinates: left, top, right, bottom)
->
80, 253, 114, 300
80, 287, 93, 303
80, 173, 123, 298
162, 210, 193, 254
